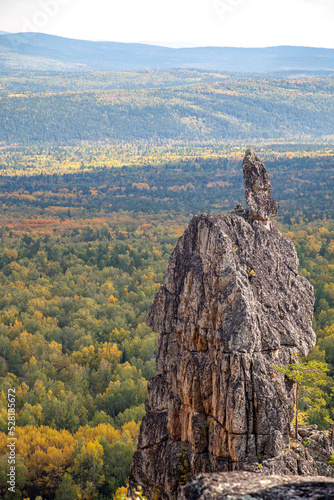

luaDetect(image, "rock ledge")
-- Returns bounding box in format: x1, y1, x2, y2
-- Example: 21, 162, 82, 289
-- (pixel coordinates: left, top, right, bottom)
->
180, 471, 334, 500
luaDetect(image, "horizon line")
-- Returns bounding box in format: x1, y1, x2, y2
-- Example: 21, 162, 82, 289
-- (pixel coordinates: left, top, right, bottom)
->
1, 31, 334, 51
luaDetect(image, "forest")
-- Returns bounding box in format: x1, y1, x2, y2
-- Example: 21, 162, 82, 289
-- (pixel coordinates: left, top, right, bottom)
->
0, 149, 333, 499
0, 69, 333, 499
0, 70, 333, 143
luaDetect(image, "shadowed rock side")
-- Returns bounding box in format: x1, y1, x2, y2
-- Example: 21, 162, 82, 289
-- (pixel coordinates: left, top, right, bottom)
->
129, 152, 318, 499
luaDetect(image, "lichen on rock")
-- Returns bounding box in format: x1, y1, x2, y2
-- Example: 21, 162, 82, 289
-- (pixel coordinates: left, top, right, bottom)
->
129, 151, 324, 500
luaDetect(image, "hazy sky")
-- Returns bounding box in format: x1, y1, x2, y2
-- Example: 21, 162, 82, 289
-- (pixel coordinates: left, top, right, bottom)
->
0, 0, 334, 48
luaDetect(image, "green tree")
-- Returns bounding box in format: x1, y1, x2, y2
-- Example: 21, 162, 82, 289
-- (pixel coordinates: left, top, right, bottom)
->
274, 359, 330, 438
55, 473, 80, 500
99, 436, 136, 498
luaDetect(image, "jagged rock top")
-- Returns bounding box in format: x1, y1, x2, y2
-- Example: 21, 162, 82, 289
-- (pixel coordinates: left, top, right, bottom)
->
243, 149, 280, 221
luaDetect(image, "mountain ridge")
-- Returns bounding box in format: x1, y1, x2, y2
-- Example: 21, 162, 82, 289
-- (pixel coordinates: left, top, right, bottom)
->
1, 32, 334, 72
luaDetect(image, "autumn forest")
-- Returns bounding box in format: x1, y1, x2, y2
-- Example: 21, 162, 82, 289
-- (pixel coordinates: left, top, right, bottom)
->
0, 69, 333, 499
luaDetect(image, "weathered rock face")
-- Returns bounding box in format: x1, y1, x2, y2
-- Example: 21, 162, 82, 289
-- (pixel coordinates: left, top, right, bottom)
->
129, 151, 317, 499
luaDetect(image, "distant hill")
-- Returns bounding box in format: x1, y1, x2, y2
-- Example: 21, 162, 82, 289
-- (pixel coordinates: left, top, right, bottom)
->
0, 33, 334, 72
0, 71, 333, 144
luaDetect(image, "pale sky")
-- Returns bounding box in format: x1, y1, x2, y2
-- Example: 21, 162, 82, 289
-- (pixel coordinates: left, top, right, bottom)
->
0, 0, 334, 48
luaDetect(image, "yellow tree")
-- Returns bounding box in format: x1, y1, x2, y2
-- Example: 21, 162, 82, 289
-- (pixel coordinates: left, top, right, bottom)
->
71, 440, 105, 499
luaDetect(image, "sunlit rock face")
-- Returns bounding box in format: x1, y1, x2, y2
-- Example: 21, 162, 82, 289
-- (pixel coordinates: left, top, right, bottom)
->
129, 151, 316, 500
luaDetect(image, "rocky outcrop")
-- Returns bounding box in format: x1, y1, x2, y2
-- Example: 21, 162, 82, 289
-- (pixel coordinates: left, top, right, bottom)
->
180, 471, 334, 500
129, 150, 319, 499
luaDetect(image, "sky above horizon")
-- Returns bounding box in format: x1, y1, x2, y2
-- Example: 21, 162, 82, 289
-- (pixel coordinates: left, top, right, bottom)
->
0, 0, 334, 48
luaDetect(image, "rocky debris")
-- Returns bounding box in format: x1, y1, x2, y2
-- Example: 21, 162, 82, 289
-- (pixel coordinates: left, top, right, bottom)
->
243, 149, 279, 221
179, 471, 334, 500
233, 203, 245, 213
129, 151, 319, 500
297, 425, 318, 438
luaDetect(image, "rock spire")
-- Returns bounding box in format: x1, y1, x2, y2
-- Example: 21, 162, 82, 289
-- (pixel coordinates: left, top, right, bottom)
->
129, 151, 318, 499
243, 149, 279, 221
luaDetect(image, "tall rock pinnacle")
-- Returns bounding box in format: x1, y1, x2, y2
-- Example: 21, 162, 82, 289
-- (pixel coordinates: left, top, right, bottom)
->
129, 151, 317, 499
243, 149, 279, 220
